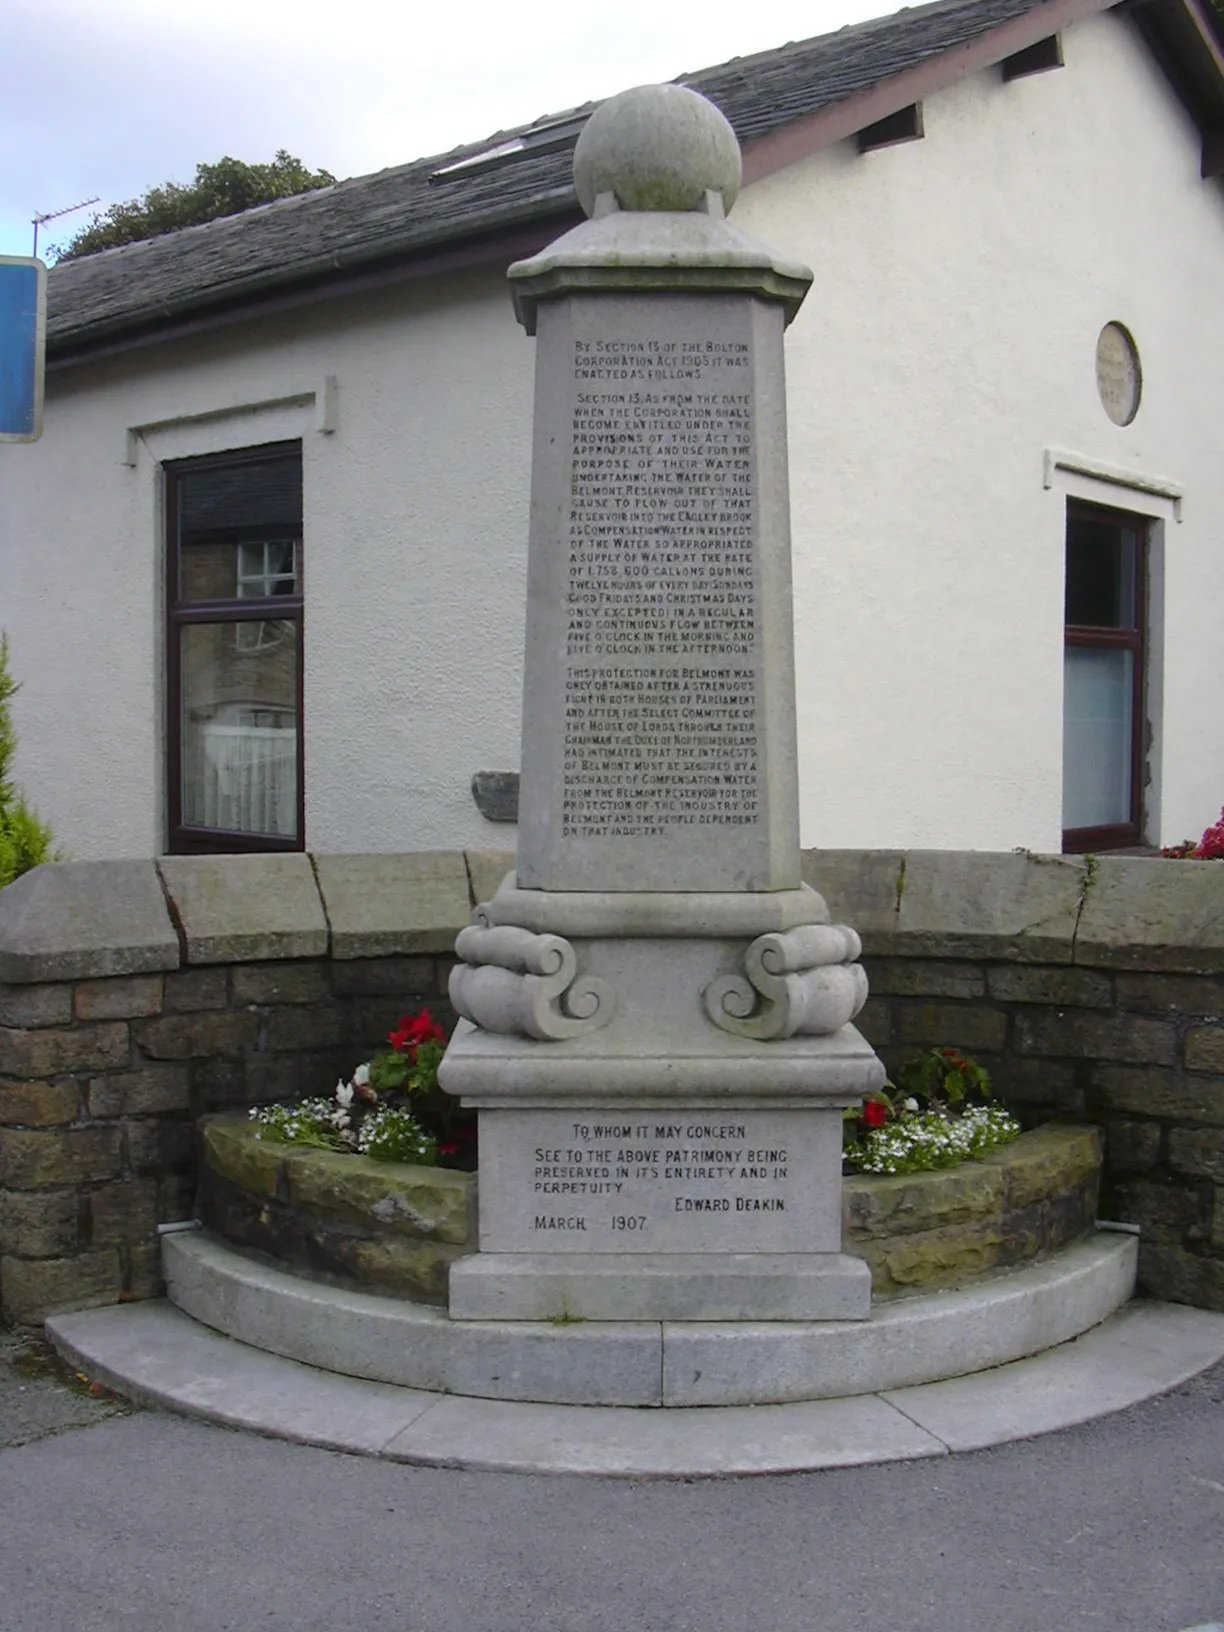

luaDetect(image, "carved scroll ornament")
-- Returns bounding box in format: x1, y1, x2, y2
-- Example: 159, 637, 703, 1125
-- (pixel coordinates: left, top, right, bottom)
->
449, 921, 616, 1041
704, 922, 868, 1041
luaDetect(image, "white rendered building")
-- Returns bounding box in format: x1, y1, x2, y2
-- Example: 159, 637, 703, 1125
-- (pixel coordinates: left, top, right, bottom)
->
2, 0, 1223, 860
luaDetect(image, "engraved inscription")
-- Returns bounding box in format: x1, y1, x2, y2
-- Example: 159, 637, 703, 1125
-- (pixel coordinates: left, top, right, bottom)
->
561, 335, 761, 841
476, 1108, 835, 1255
532, 1119, 789, 1245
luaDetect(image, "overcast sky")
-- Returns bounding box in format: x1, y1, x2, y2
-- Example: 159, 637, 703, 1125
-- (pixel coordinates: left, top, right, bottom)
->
1, 0, 891, 261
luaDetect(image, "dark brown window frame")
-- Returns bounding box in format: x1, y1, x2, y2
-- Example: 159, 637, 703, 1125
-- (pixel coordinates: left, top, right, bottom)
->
164, 440, 305, 855
1062, 499, 1147, 855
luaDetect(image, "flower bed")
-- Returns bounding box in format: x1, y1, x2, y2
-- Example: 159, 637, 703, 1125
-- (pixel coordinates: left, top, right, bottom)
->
248, 1006, 478, 1170
199, 1116, 1101, 1307
844, 1123, 1101, 1296
199, 1116, 475, 1305
843, 1046, 1023, 1178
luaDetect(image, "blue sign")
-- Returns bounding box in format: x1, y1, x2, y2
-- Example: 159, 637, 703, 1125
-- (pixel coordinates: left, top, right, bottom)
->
0, 257, 46, 442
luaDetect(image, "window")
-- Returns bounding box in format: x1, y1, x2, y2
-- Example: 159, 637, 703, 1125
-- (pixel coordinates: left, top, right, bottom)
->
1062, 501, 1146, 851
165, 442, 304, 853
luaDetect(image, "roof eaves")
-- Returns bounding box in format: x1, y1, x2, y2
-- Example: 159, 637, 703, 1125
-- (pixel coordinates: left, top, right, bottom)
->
739, 0, 1123, 183
1128, 0, 1224, 163
46, 183, 580, 361
47, 0, 1224, 366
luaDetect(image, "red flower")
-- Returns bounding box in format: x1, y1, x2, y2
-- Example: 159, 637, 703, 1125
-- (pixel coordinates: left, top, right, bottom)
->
862, 1099, 888, 1128
437, 1140, 460, 1157
387, 1008, 446, 1053
408, 1009, 446, 1045
1194, 807, 1224, 859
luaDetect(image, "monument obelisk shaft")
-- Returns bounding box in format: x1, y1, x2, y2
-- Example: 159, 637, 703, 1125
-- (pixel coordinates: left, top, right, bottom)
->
516, 293, 799, 892
442, 85, 883, 1322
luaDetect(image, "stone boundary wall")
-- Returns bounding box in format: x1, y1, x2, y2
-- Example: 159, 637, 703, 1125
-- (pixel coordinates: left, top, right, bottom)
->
807, 850, 1224, 1313
0, 851, 505, 1325
0, 847, 1221, 1322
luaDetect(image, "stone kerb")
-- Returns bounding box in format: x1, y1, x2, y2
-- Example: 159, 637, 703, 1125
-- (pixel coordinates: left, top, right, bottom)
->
0, 852, 482, 1324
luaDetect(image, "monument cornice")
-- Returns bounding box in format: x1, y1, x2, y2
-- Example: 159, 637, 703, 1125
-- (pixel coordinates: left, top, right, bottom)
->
478, 879, 834, 938
508, 209, 813, 333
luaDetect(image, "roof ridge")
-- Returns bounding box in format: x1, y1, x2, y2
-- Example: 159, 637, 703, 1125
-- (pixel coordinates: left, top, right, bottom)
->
48, 0, 1217, 362
50, 0, 1035, 277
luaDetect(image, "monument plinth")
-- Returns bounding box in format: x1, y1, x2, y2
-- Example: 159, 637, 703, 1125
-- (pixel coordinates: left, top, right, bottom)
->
441, 84, 883, 1322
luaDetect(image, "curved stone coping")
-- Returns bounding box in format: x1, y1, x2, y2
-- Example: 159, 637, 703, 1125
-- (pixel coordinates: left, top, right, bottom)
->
200, 1118, 475, 1306
803, 849, 1224, 972
163, 1228, 1137, 1407
45, 1295, 1224, 1476
480, 879, 833, 937
4, 847, 1223, 980
844, 1124, 1102, 1298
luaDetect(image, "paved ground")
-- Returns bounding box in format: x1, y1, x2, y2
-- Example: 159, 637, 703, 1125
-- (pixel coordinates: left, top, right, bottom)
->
0, 1329, 128, 1448
2, 1334, 1223, 1632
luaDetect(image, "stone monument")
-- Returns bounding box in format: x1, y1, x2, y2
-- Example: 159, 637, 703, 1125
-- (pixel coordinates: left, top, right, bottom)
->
440, 83, 883, 1322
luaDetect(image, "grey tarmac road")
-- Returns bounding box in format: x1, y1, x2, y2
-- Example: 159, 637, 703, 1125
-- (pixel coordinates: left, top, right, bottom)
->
0, 1351, 1222, 1632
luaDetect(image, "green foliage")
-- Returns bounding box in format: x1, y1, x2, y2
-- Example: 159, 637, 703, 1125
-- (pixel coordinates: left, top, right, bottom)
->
0, 802, 58, 890
0, 635, 58, 889
368, 1038, 446, 1097
53, 151, 336, 261
893, 1046, 992, 1108
250, 1009, 451, 1169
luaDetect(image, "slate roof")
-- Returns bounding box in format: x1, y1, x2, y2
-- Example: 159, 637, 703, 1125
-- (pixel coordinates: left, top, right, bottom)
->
41, 0, 1106, 358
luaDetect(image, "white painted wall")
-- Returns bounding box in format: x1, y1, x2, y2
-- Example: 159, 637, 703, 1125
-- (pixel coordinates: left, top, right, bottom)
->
733, 7, 1224, 850
1, 6, 1221, 860
0, 269, 536, 859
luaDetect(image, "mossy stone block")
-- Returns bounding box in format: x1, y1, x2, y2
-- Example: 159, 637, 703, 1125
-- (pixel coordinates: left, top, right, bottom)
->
979, 1123, 1100, 1210
313, 852, 470, 958
283, 1146, 472, 1245
202, 1118, 286, 1200
157, 854, 327, 964
852, 1221, 1005, 1296
843, 1161, 1005, 1240
342, 1236, 463, 1303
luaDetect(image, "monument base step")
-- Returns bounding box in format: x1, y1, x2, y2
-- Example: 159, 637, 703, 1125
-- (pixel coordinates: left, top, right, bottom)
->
448, 1250, 871, 1321
156, 1228, 1138, 1407
45, 1295, 1224, 1477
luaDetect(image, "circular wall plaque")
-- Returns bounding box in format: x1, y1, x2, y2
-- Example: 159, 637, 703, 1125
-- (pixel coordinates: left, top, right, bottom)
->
1096, 322, 1142, 426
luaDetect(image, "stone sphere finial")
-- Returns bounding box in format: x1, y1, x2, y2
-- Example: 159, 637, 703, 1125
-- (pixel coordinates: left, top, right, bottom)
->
572, 84, 742, 218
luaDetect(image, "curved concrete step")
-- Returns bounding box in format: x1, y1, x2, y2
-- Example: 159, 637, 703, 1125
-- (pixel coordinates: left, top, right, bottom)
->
163, 1228, 1138, 1406
46, 1296, 1224, 1477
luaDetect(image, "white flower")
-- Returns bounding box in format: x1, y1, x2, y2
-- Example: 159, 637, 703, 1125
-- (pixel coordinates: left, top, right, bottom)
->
353, 1063, 370, 1088
335, 1082, 354, 1110
903, 1097, 919, 1113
